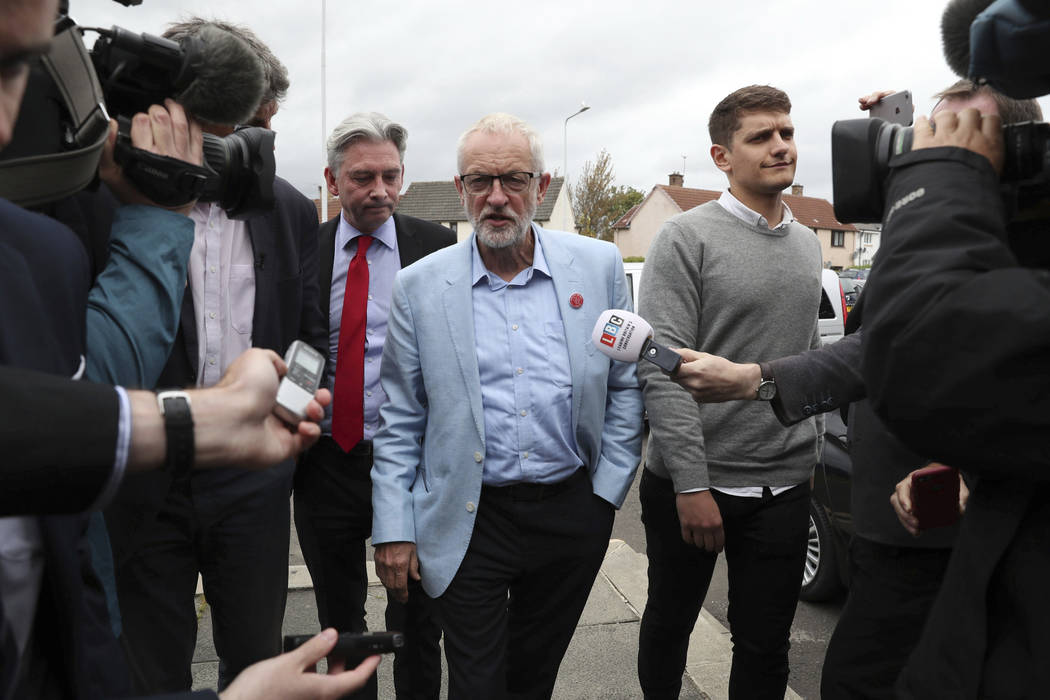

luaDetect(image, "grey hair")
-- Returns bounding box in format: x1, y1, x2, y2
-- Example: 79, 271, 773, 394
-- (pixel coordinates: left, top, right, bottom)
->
326, 112, 408, 176
456, 113, 545, 174
164, 18, 289, 107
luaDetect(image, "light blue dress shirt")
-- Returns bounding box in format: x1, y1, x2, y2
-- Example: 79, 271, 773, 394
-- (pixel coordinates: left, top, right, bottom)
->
321, 213, 400, 438
470, 234, 583, 486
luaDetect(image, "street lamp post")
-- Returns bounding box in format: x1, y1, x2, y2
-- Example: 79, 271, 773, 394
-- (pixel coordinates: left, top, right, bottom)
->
563, 103, 591, 182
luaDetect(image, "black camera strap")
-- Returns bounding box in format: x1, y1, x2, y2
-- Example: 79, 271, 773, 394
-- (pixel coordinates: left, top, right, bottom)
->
0, 21, 110, 207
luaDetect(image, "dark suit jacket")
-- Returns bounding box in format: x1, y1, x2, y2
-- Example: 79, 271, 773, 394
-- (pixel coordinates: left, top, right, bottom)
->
0, 198, 129, 699
297, 212, 453, 485
766, 302, 958, 549
106, 177, 326, 561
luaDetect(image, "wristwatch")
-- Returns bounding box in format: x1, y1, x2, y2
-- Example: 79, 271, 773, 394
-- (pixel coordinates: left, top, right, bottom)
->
756, 363, 777, 401
156, 390, 194, 477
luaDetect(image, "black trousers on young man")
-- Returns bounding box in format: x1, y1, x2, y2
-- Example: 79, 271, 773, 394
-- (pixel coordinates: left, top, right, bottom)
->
637, 469, 810, 700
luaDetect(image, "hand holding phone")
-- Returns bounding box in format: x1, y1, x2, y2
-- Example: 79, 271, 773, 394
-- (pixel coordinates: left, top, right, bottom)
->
891, 463, 961, 536
868, 90, 914, 126
283, 631, 404, 664
274, 340, 325, 424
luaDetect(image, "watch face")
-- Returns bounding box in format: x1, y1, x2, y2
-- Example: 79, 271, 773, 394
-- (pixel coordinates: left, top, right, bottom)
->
758, 381, 777, 401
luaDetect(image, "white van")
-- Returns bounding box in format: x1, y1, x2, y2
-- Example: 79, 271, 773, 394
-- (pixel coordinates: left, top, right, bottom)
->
623, 262, 846, 344
819, 268, 847, 344
623, 262, 644, 310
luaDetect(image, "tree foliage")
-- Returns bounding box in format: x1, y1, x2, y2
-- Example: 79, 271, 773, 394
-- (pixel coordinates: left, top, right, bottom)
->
569, 149, 644, 241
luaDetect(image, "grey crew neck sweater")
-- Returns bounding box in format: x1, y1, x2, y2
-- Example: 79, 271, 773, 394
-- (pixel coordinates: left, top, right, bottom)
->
638, 200, 823, 492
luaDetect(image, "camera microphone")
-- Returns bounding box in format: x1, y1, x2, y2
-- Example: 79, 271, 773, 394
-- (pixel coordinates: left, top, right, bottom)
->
941, 0, 1050, 99
941, 0, 994, 79
590, 309, 682, 374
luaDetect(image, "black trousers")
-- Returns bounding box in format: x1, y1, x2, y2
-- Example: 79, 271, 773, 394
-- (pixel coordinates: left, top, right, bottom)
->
114, 471, 292, 693
435, 469, 614, 700
294, 436, 442, 700
820, 537, 952, 700
637, 470, 810, 700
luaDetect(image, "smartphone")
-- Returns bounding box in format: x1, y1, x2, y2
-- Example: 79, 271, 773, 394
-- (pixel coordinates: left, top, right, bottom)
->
274, 340, 325, 424
911, 463, 960, 530
869, 90, 913, 126
282, 631, 404, 660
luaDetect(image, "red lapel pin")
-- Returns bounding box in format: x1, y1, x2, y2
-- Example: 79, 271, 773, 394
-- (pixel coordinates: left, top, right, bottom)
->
569, 293, 584, 309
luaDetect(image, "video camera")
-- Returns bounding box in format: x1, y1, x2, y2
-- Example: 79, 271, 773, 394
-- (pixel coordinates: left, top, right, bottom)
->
831, 0, 1050, 224
0, 1, 276, 218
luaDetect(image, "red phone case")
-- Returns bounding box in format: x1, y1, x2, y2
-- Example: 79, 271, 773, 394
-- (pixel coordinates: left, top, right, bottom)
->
911, 464, 960, 530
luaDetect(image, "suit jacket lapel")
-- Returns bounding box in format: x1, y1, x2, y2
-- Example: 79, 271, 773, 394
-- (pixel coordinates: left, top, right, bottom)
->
393, 213, 423, 268
319, 216, 339, 321
442, 245, 486, 447
540, 229, 586, 435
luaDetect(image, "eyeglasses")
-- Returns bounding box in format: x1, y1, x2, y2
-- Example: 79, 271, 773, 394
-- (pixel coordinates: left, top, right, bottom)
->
459, 171, 540, 195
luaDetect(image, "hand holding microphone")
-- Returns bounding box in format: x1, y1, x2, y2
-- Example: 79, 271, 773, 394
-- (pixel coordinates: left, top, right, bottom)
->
590, 310, 682, 374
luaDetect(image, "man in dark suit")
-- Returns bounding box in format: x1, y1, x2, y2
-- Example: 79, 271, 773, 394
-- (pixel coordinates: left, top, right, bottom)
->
103, 20, 327, 694
293, 111, 453, 700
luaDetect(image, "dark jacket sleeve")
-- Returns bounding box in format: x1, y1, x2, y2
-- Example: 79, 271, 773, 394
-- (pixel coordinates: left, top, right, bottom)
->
861, 146, 1050, 476
0, 366, 119, 515
767, 331, 865, 427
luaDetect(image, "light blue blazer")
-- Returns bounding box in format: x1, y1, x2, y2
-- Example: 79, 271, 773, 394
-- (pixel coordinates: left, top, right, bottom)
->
371, 226, 644, 597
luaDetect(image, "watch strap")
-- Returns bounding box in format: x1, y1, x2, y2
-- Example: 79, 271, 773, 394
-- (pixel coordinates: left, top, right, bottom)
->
157, 391, 194, 477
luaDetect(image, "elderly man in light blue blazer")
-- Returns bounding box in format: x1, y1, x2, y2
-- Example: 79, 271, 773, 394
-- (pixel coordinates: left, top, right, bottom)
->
371, 113, 643, 700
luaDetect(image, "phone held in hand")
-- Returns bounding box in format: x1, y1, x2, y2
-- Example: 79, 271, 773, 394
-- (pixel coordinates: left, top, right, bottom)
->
274, 340, 325, 424
283, 631, 405, 661
869, 90, 913, 126
911, 463, 960, 531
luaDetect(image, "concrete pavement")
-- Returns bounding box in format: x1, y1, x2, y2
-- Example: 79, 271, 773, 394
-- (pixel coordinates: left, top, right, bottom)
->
191, 539, 802, 699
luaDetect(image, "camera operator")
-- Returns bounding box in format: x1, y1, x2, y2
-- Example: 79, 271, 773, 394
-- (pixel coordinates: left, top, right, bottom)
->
0, 2, 377, 698
102, 18, 327, 695
860, 70, 1050, 700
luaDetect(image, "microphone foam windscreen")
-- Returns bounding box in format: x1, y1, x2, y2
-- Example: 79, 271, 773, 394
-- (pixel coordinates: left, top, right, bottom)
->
591, 309, 653, 362
942, 0, 995, 77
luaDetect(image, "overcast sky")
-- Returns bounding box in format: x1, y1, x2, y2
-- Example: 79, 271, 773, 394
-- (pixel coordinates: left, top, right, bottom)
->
77, 0, 1050, 207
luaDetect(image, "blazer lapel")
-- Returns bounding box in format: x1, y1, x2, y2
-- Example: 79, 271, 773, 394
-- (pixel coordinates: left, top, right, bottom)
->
442, 245, 486, 448
393, 213, 422, 268
319, 216, 339, 321
539, 229, 587, 435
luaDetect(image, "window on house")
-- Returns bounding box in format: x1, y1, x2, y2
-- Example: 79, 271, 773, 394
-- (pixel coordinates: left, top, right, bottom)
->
831, 230, 845, 247
449, 221, 458, 233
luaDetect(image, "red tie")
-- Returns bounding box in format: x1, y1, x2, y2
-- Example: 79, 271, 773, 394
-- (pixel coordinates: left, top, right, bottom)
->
332, 235, 373, 451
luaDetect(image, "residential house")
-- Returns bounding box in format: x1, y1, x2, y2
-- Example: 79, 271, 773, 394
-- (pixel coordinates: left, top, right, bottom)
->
612, 175, 858, 269
852, 222, 881, 267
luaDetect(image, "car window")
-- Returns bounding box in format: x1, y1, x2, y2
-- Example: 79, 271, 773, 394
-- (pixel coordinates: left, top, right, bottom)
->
818, 288, 836, 319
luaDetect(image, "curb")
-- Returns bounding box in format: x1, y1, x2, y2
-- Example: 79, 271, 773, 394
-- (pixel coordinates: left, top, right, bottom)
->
198, 539, 801, 699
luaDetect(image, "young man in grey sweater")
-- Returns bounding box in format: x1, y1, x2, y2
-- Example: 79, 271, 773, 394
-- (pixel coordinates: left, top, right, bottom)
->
636, 85, 823, 700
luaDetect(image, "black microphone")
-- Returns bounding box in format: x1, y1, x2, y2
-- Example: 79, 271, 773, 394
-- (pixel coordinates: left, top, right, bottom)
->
941, 0, 994, 78
169, 25, 266, 126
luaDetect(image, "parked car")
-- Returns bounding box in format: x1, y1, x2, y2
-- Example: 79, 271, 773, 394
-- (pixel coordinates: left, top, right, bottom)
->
840, 278, 864, 314
623, 261, 644, 309
801, 408, 853, 602
819, 269, 847, 345
838, 268, 870, 281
